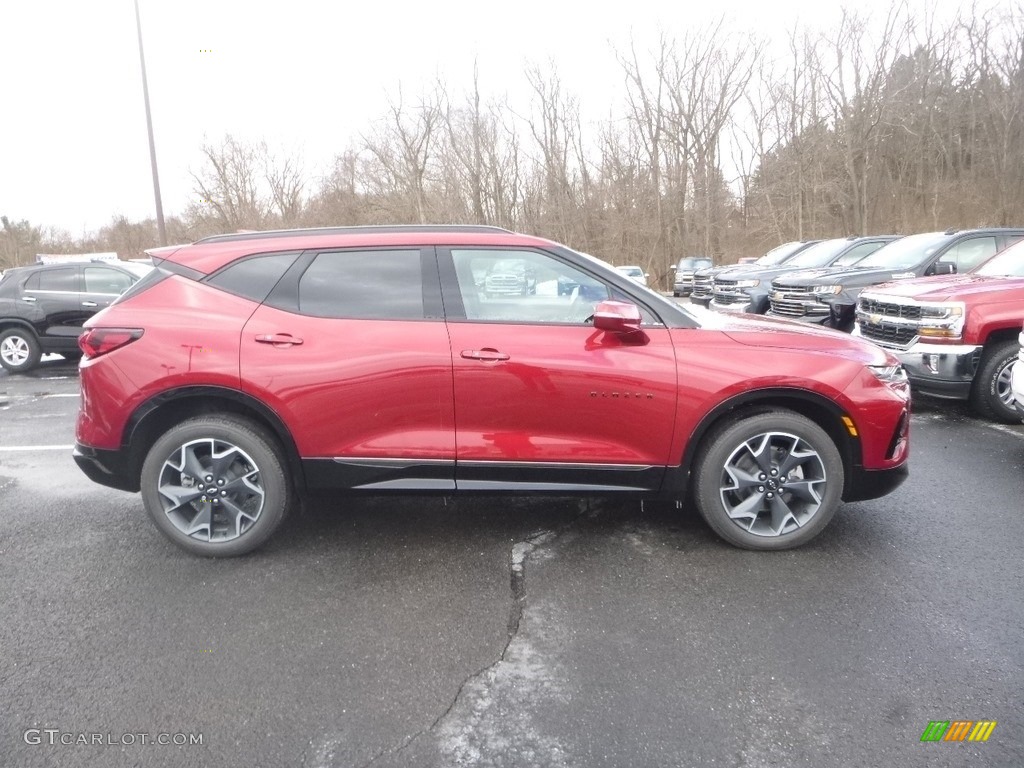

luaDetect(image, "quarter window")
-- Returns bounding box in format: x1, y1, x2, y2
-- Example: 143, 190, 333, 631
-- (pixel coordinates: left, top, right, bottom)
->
298, 250, 424, 319
33, 268, 78, 292
207, 252, 298, 303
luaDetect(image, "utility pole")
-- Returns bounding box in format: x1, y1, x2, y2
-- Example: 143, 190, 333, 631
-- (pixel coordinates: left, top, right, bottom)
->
134, 0, 167, 246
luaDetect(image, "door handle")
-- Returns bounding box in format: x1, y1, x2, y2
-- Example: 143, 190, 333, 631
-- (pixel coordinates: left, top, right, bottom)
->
21, 296, 36, 302
82, 301, 98, 307
460, 348, 510, 361
255, 333, 304, 346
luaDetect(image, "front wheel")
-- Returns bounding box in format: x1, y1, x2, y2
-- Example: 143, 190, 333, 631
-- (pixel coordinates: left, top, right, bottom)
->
970, 340, 1019, 424
0, 328, 42, 373
693, 410, 844, 550
140, 415, 292, 556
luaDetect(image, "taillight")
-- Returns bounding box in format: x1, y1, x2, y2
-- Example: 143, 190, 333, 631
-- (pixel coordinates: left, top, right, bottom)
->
78, 328, 144, 359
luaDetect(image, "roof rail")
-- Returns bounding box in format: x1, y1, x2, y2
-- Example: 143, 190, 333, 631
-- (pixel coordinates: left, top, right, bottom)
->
194, 224, 514, 245
943, 228, 958, 235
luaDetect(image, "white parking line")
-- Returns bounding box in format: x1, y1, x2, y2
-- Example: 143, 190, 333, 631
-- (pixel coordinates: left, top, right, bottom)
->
985, 423, 1024, 440
0, 445, 74, 452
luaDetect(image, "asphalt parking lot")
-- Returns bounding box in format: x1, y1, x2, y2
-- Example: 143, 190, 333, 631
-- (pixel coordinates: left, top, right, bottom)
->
2, 353, 1023, 768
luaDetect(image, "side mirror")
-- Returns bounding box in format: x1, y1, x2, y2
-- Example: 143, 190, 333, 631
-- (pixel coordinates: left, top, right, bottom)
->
929, 261, 957, 276
593, 300, 642, 334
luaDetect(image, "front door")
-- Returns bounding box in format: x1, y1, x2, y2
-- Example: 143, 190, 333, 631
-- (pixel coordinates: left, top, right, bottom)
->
441, 247, 678, 492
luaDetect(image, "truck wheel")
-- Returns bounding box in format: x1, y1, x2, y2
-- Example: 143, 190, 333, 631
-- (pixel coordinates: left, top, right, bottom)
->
970, 340, 1019, 423
0, 328, 42, 373
693, 410, 844, 550
140, 415, 292, 556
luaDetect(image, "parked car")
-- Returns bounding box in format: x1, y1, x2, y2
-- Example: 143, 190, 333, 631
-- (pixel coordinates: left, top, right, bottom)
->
616, 265, 649, 286
484, 258, 537, 296
854, 237, 1024, 423
672, 256, 713, 296
710, 236, 898, 316
73, 224, 910, 556
690, 241, 820, 307
767, 228, 1024, 331
0, 260, 151, 373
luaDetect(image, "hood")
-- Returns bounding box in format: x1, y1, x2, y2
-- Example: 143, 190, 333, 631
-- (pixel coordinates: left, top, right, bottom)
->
701, 263, 761, 279
714, 264, 813, 283
772, 265, 911, 287
861, 273, 1024, 302
687, 306, 891, 366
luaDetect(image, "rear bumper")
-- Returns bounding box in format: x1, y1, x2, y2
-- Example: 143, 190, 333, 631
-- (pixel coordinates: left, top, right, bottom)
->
844, 462, 909, 502
73, 443, 138, 493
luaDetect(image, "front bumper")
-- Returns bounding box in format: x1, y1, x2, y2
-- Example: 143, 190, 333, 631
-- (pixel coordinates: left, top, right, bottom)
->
861, 337, 982, 400
844, 463, 909, 502
73, 442, 139, 493
1012, 342, 1024, 420
709, 298, 752, 313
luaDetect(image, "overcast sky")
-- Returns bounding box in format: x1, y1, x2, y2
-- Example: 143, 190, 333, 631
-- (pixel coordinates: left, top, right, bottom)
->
1, 0, 950, 235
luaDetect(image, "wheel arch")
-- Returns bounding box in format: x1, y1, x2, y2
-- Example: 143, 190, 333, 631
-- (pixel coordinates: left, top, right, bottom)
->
124, 386, 306, 493
667, 387, 862, 501
0, 318, 40, 337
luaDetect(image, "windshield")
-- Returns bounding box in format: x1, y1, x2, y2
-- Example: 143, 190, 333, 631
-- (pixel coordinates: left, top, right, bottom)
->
677, 257, 710, 270
783, 239, 851, 268
618, 266, 643, 277
974, 239, 1024, 277
855, 232, 950, 270
757, 241, 810, 266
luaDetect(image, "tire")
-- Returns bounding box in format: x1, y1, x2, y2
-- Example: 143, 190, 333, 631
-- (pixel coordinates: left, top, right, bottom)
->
0, 328, 42, 373
140, 415, 292, 556
970, 340, 1019, 424
692, 410, 844, 551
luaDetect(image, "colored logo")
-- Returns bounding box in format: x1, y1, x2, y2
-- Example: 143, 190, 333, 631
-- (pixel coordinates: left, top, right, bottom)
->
920, 720, 996, 742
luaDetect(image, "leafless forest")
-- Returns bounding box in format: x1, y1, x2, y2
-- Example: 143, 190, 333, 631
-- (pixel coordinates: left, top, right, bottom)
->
3, 2, 1023, 287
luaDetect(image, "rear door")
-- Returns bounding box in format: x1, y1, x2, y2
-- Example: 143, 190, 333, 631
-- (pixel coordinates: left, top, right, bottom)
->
240, 247, 456, 490
22, 266, 84, 346
440, 247, 678, 492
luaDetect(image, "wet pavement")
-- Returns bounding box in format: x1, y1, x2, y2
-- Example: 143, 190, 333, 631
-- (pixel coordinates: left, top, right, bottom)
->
1, 358, 1022, 767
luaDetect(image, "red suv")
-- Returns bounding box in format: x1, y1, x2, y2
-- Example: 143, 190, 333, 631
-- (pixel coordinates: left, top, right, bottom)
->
73, 226, 911, 555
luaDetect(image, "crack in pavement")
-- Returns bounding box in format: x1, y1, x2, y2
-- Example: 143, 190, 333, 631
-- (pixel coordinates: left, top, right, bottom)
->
352, 499, 596, 768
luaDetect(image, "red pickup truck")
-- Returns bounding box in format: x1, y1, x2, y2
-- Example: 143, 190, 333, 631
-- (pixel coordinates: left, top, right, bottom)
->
854, 239, 1024, 422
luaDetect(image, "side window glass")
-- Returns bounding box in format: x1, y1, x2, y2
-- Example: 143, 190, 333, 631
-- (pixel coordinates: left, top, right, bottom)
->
206, 252, 298, 303
298, 250, 423, 319
945, 237, 997, 271
84, 267, 133, 295
35, 268, 78, 292
24, 273, 40, 290
451, 249, 613, 324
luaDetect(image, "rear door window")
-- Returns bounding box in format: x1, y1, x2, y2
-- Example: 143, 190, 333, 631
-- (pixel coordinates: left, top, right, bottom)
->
297, 249, 425, 319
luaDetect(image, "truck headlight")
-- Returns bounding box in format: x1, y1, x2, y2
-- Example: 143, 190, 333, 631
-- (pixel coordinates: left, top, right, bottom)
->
734, 279, 760, 288
810, 285, 842, 295
917, 303, 965, 339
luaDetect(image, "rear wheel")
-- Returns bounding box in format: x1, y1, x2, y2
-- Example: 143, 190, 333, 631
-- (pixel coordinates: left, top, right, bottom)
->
140, 415, 292, 556
0, 328, 42, 373
970, 340, 1019, 423
693, 410, 844, 550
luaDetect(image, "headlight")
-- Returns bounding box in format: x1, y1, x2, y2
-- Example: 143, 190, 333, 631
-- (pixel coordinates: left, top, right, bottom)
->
734, 279, 760, 288
810, 285, 842, 295
917, 303, 965, 339
868, 363, 908, 383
